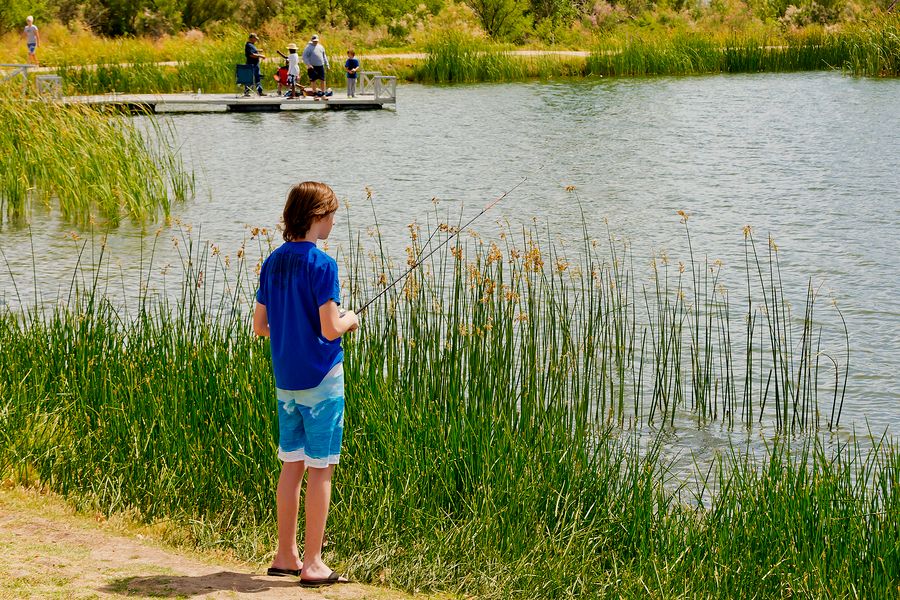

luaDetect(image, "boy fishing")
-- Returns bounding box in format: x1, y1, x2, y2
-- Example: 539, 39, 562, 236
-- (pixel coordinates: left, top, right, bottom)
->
253, 181, 358, 587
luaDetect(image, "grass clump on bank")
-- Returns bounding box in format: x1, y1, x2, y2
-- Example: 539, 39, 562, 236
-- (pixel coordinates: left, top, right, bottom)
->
56, 60, 236, 95
415, 16, 900, 83
587, 18, 900, 77
0, 96, 193, 225
843, 16, 900, 77
1, 210, 895, 597
415, 31, 585, 83
586, 30, 847, 77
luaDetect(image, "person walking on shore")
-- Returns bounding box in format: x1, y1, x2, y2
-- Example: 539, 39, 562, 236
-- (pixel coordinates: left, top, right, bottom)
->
244, 32, 265, 96
23, 16, 40, 65
302, 35, 329, 100
254, 182, 357, 587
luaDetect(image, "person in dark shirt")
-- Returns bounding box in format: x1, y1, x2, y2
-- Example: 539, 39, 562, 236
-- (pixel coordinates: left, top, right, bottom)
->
344, 50, 360, 98
244, 33, 265, 96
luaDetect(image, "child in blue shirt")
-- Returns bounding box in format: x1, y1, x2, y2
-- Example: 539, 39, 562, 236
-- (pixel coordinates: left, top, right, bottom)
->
254, 181, 359, 587
344, 50, 360, 98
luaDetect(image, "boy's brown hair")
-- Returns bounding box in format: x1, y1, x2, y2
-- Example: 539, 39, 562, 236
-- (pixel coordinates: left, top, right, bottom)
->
282, 181, 339, 241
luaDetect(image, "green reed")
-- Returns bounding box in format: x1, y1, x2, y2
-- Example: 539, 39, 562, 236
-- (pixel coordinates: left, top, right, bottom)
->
0, 212, 894, 598
586, 17, 900, 78
0, 96, 193, 225
842, 16, 900, 77
346, 208, 846, 432
57, 60, 236, 95
588, 32, 840, 77
415, 32, 579, 83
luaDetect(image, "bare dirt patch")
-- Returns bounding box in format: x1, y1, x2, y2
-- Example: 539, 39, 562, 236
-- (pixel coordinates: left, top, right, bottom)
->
0, 486, 410, 600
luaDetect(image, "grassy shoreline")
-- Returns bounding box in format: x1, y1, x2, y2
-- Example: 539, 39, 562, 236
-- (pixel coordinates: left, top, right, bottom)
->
2, 16, 899, 95
1, 216, 895, 598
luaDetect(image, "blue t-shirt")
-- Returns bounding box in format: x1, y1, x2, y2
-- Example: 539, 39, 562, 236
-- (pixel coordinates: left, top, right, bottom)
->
256, 242, 343, 390
245, 42, 260, 65
345, 57, 360, 79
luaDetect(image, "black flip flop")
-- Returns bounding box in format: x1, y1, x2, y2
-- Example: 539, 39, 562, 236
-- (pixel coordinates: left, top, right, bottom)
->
266, 566, 301, 577
298, 571, 350, 587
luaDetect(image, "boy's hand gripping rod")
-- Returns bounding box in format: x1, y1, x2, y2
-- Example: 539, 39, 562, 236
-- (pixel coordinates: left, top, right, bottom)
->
353, 177, 529, 316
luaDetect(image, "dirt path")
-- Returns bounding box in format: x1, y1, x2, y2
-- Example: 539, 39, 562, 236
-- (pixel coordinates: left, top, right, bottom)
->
0, 486, 410, 600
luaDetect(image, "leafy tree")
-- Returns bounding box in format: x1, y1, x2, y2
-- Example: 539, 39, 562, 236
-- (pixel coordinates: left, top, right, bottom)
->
183, 0, 239, 28
465, 0, 532, 39
280, 0, 327, 29
0, 0, 53, 33
85, 0, 148, 35
529, 0, 576, 23
239, 0, 283, 26
136, 0, 184, 34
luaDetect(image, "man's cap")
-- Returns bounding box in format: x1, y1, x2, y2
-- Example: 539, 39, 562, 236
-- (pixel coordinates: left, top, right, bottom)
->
287, 43, 298, 50
311, 35, 319, 42
249, 32, 258, 39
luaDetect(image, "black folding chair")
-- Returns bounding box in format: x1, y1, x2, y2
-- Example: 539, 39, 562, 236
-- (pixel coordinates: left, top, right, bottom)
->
235, 64, 256, 97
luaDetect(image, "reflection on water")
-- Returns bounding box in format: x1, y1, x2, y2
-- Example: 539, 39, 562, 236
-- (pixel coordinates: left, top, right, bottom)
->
2, 72, 899, 449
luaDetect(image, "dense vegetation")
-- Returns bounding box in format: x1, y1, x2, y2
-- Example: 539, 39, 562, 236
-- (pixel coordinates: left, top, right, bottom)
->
0, 98, 192, 224
2, 211, 895, 597
2, 7, 898, 96
1, 0, 897, 45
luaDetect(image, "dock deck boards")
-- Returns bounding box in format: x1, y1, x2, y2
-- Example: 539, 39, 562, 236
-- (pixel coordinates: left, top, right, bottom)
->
59, 92, 394, 112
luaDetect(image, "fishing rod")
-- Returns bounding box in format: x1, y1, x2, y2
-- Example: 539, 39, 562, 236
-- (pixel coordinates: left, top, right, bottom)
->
354, 176, 530, 315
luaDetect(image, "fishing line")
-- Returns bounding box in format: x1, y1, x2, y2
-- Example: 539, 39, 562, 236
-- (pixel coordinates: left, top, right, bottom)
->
354, 175, 531, 315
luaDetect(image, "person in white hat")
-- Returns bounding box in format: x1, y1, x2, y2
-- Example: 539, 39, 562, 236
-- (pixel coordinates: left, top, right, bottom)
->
302, 35, 329, 100
286, 43, 301, 98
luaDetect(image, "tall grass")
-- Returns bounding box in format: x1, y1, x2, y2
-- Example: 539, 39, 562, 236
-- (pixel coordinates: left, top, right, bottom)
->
418, 17, 900, 83
587, 17, 900, 78
589, 30, 841, 77
1, 209, 893, 597
57, 60, 236, 95
344, 209, 848, 432
415, 31, 588, 83
843, 16, 900, 77
0, 95, 193, 225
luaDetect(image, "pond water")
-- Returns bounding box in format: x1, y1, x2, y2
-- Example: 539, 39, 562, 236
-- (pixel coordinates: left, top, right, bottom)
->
2, 72, 899, 450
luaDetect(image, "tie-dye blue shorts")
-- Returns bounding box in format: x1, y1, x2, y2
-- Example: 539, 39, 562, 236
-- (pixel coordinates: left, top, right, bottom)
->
275, 363, 344, 468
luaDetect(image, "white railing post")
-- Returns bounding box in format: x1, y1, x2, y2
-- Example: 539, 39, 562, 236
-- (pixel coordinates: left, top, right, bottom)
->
0, 63, 34, 93
358, 71, 381, 96
35, 74, 62, 97
373, 76, 397, 103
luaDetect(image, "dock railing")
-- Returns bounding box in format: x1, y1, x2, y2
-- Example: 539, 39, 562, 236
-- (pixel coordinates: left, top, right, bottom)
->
35, 74, 62, 97
374, 76, 397, 102
358, 71, 381, 96
0, 63, 36, 93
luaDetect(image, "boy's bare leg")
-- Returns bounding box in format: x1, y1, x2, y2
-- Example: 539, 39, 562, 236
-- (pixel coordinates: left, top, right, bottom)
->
272, 460, 305, 571
301, 465, 346, 581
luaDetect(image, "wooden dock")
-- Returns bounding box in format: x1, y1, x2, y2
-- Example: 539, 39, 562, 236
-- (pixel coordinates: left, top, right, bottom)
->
59, 91, 395, 113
